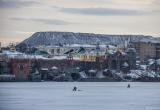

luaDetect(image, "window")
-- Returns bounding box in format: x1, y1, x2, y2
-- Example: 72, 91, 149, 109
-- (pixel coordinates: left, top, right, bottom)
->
19, 65, 24, 70
51, 49, 54, 54
57, 48, 60, 54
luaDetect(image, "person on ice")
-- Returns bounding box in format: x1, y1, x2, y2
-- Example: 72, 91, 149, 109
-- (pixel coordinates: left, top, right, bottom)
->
127, 84, 130, 88
73, 86, 77, 91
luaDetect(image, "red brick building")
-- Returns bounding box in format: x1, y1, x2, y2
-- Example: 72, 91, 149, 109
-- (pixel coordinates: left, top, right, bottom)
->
10, 58, 31, 81
131, 41, 160, 61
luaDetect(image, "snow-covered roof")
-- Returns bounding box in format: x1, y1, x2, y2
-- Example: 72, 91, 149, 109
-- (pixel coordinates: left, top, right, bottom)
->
107, 50, 114, 55
148, 59, 155, 62
140, 38, 159, 43
75, 67, 80, 70
99, 44, 116, 49
136, 61, 140, 63
51, 66, 58, 70
129, 70, 156, 78
35, 55, 80, 60
1, 50, 81, 60
127, 73, 140, 79
157, 59, 160, 65
37, 45, 60, 49
140, 65, 147, 70
148, 61, 154, 65
148, 59, 160, 65
88, 69, 96, 73
41, 68, 48, 70
103, 69, 108, 72
1, 50, 27, 59
79, 71, 88, 78
126, 48, 136, 53
61, 44, 117, 49
51, 56, 67, 60
123, 62, 129, 67
65, 44, 95, 48
2, 50, 23, 55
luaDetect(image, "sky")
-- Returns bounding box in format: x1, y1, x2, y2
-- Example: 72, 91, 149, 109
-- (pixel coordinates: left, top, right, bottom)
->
0, 0, 160, 46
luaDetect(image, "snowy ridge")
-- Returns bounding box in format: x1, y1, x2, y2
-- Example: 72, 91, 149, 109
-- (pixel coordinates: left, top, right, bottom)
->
21, 31, 159, 46
0, 51, 73, 60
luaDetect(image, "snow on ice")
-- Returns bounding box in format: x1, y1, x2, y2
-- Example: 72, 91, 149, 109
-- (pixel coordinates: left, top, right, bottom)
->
0, 82, 160, 110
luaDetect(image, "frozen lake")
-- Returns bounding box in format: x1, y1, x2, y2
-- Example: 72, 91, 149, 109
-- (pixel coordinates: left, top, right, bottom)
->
0, 82, 160, 110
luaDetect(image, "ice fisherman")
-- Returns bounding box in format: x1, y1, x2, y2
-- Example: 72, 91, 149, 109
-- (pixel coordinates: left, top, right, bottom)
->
73, 86, 77, 91
127, 84, 130, 88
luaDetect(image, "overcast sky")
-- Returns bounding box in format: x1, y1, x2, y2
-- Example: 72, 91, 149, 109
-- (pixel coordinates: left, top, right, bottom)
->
0, 0, 160, 46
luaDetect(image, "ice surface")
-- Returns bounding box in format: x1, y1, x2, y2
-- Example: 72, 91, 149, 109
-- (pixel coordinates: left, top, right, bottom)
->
0, 82, 160, 110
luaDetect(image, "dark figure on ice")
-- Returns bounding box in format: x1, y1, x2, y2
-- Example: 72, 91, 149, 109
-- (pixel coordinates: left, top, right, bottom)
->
127, 84, 130, 88
73, 86, 77, 91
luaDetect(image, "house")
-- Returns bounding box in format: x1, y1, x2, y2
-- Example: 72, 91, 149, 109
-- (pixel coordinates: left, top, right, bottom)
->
147, 59, 160, 73
106, 48, 136, 72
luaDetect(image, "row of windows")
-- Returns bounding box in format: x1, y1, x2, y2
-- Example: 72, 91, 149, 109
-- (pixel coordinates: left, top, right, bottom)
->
50, 49, 61, 54
81, 55, 96, 61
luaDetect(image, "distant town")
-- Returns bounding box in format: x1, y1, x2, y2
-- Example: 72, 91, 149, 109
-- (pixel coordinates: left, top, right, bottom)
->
0, 32, 160, 82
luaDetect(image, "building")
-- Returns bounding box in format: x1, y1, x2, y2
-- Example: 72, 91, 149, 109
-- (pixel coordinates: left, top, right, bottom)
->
156, 43, 160, 59
0, 60, 10, 75
36, 44, 109, 56
0, 42, 1, 52
131, 41, 159, 61
125, 48, 136, 69
106, 48, 136, 72
10, 58, 32, 81
38, 46, 64, 56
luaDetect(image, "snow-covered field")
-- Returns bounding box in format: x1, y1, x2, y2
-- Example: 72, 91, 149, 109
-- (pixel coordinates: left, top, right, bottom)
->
0, 82, 160, 110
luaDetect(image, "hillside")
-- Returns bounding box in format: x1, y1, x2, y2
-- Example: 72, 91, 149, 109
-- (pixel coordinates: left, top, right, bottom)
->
21, 31, 159, 46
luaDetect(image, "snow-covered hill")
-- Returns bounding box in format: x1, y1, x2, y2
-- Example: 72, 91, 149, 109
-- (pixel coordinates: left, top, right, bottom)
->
21, 31, 159, 46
